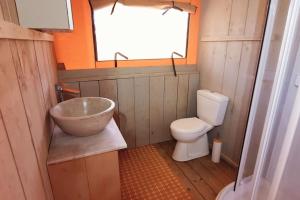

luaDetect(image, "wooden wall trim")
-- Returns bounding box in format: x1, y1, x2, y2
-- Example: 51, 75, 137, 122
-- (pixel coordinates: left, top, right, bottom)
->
58, 65, 198, 82
0, 20, 53, 41
200, 35, 262, 42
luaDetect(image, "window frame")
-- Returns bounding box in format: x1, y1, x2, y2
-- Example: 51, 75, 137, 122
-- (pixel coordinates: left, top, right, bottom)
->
92, 0, 200, 68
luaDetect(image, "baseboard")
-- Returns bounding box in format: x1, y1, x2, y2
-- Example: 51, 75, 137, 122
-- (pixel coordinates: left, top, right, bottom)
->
209, 144, 239, 168
220, 153, 239, 168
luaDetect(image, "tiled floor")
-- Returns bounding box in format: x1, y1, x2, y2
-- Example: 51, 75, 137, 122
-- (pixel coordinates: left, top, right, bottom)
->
119, 141, 237, 200
119, 145, 192, 200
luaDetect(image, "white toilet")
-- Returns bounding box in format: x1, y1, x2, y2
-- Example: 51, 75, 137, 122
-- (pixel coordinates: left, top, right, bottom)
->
170, 90, 229, 161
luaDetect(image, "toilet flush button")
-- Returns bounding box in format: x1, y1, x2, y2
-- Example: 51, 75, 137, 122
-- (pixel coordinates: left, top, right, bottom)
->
295, 75, 300, 87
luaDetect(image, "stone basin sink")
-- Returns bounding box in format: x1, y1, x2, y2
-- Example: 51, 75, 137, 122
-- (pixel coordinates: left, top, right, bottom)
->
50, 97, 115, 137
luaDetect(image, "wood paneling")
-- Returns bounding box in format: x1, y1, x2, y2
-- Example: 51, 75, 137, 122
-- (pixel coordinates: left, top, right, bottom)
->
99, 79, 119, 112
198, 0, 268, 164
0, 0, 19, 24
163, 76, 178, 140
245, 0, 269, 36
43, 42, 58, 93
187, 73, 200, 117
34, 41, 54, 110
0, 3, 3, 19
12, 40, 54, 200
118, 78, 136, 148
200, 0, 232, 37
150, 76, 165, 144
99, 79, 120, 125
0, 111, 25, 200
63, 82, 80, 90
228, 0, 249, 36
34, 41, 57, 157
0, 39, 47, 200
198, 42, 227, 92
61, 71, 200, 148
134, 77, 150, 146
80, 81, 100, 97
200, 35, 261, 42
220, 42, 244, 154
62, 82, 80, 100
231, 42, 261, 160
0, 14, 58, 200
177, 74, 189, 119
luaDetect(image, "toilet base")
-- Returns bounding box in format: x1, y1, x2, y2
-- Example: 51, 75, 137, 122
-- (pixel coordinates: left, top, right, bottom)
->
172, 134, 209, 161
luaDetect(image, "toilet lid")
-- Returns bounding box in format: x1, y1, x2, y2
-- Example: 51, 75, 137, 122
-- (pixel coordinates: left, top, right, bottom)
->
171, 117, 211, 134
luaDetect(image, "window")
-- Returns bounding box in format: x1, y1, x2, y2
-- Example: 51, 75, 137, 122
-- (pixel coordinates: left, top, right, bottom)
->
94, 4, 189, 61
92, 0, 200, 68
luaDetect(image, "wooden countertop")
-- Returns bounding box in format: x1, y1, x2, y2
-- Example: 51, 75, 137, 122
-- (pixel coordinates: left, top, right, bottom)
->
47, 119, 127, 165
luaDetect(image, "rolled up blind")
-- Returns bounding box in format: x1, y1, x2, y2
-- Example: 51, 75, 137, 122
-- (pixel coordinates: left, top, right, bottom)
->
89, 0, 197, 14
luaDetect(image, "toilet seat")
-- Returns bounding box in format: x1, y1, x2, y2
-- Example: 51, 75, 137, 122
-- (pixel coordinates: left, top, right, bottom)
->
170, 117, 212, 136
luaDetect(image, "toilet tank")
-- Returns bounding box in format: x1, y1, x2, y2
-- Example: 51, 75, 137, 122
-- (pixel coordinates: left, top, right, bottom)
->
197, 90, 229, 126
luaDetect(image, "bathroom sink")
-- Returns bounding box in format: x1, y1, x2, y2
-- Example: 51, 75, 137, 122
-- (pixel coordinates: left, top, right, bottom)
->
50, 97, 115, 137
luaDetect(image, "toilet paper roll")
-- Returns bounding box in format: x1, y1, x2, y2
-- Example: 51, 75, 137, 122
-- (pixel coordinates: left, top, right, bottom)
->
212, 139, 222, 163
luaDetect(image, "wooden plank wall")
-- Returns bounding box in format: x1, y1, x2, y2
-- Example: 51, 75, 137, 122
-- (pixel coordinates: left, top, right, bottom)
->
0, 5, 57, 199
198, 0, 268, 165
59, 70, 200, 148
0, 0, 19, 24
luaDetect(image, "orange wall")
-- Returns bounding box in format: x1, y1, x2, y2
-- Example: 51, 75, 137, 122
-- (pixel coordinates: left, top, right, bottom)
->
53, 0, 95, 70
53, 0, 200, 70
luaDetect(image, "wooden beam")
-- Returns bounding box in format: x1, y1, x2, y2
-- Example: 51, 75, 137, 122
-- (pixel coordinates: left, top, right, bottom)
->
90, 0, 197, 14
0, 20, 53, 41
200, 35, 262, 42
58, 65, 198, 82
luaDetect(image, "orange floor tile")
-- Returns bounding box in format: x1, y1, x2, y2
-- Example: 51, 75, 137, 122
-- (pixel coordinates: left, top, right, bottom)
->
119, 145, 192, 200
